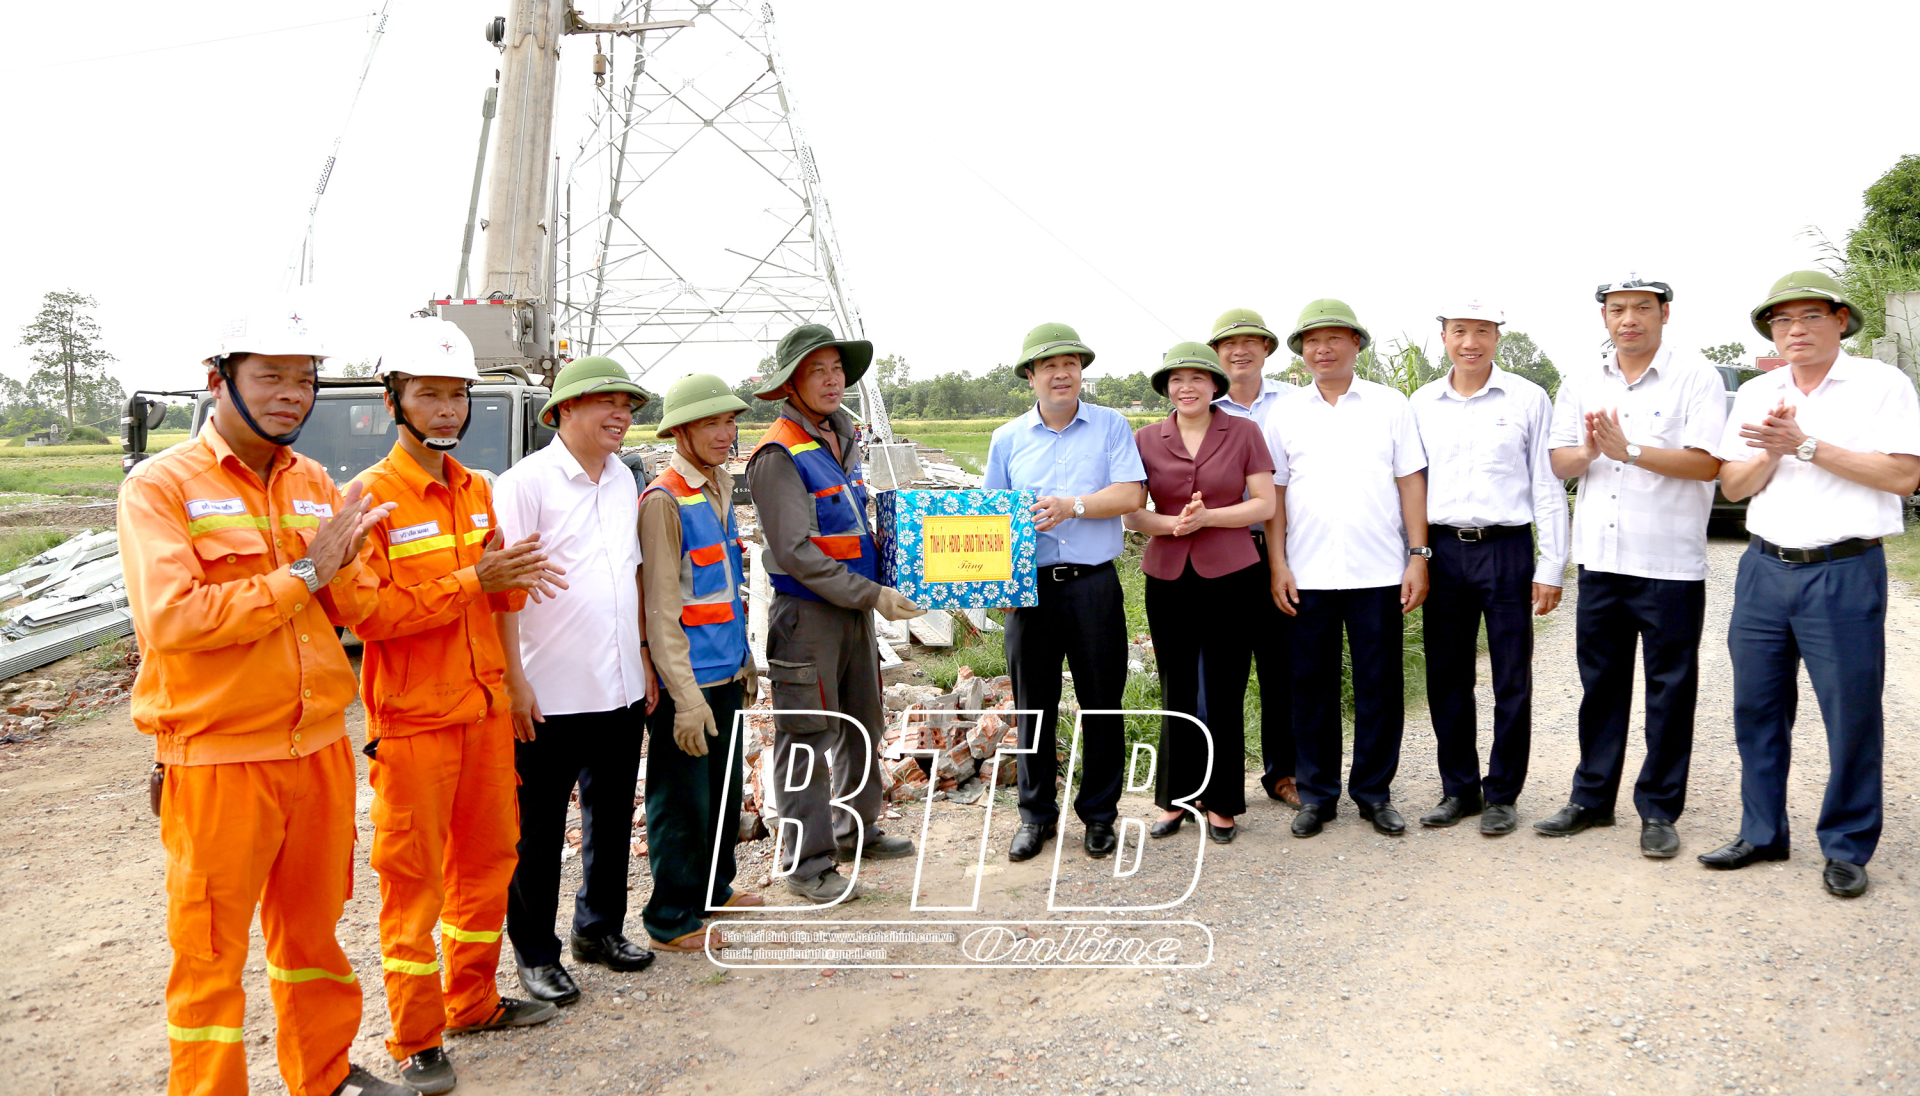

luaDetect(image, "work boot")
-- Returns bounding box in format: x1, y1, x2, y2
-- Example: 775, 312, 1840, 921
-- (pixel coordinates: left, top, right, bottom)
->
401, 1047, 455, 1095
330, 1064, 418, 1096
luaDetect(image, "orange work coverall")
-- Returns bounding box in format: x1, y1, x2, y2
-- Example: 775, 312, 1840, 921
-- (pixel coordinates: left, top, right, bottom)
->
353, 444, 525, 1060
119, 425, 379, 1096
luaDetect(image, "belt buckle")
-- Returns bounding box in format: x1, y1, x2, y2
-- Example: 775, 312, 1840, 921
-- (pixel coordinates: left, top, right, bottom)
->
1049, 564, 1074, 582
1455, 527, 1483, 543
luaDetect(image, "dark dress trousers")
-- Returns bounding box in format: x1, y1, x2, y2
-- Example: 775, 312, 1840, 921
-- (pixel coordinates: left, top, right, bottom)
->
1424, 527, 1535, 804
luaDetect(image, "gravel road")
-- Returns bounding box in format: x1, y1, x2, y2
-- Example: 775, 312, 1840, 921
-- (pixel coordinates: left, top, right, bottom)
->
3, 534, 1915, 1096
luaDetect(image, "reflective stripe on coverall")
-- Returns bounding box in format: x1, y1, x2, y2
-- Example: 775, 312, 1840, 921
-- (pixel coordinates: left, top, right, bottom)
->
119, 425, 378, 1096
353, 444, 524, 1058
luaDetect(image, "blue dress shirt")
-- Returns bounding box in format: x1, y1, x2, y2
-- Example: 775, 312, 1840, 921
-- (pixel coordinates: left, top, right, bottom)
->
985, 400, 1146, 566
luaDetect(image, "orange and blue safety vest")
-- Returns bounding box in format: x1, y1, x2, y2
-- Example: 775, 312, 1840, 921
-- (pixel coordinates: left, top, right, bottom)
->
752, 416, 878, 600
641, 467, 749, 683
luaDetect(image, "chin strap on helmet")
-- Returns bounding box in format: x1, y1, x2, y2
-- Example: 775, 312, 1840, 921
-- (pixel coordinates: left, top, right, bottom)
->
383, 370, 473, 451
215, 356, 315, 446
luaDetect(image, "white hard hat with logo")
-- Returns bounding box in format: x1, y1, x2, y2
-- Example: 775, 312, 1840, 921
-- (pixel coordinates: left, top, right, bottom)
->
203, 298, 330, 366
376, 318, 481, 383
1436, 300, 1507, 326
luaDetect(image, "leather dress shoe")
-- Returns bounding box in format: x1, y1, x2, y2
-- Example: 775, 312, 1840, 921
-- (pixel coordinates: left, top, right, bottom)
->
1207, 819, 1237, 844
1640, 819, 1680, 859
835, 833, 915, 862
402, 1046, 456, 1095
1532, 803, 1614, 837
1008, 822, 1057, 862
1084, 821, 1117, 858
1696, 838, 1789, 870
515, 961, 582, 1006
1419, 795, 1483, 828
571, 931, 656, 973
785, 867, 858, 902
1291, 803, 1334, 838
1823, 859, 1868, 898
1480, 803, 1517, 835
1263, 777, 1303, 811
1357, 801, 1406, 836
1148, 814, 1184, 838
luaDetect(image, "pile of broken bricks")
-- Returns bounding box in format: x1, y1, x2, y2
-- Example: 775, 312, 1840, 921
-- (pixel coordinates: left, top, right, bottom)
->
730, 666, 1026, 840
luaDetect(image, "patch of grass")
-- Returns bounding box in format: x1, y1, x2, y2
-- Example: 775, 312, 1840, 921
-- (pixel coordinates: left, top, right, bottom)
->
0, 530, 70, 574
87, 636, 136, 671
1888, 515, 1920, 587
914, 613, 1010, 689
0, 457, 124, 497
0, 443, 123, 457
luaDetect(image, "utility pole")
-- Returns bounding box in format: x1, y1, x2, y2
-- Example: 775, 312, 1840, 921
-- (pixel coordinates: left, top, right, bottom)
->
482, 0, 564, 303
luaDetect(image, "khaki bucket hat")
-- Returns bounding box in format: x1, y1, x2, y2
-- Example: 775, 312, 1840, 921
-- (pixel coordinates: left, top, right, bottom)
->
751, 324, 874, 400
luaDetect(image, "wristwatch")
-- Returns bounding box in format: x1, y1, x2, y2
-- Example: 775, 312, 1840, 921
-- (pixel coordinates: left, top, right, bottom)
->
1071, 497, 1085, 519
1408, 546, 1432, 560
1625, 443, 1643, 466
1796, 437, 1818, 463
289, 558, 322, 593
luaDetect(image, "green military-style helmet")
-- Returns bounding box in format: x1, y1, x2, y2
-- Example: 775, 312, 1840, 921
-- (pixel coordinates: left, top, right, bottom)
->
1748, 270, 1863, 340
1015, 322, 1096, 378
751, 324, 875, 400
655, 373, 750, 439
1285, 299, 1373, 357
1151, 342, 1230, 398
539, 356, 649, 427
1208, 308, 1280, 353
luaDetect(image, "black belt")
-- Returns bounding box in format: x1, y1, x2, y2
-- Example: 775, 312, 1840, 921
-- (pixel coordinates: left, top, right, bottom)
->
1041, 561, 1114, 582
1751, 535, 1881, 564
1430, 523, 1528, 544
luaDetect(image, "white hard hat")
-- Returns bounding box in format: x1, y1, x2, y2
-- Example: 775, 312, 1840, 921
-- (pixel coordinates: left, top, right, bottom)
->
205, 298, 330, 365
376, 318, 480, 383
1436, 300, 1507, 327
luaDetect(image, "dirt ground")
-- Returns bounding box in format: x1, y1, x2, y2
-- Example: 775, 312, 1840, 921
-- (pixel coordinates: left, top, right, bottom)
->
3, 534, 1917, 1096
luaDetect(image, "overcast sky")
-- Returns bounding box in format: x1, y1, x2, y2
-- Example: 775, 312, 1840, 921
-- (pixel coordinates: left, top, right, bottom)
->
7, 0, 1915, 402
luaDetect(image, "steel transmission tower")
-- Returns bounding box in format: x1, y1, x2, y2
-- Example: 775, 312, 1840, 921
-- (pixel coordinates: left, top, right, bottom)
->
555, 0, 890, 440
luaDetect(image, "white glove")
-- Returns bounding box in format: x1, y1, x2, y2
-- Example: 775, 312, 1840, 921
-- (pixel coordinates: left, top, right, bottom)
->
875, 588, 927, 622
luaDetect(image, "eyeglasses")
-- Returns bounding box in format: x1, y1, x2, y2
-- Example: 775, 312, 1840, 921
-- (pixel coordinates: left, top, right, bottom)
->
1767, 308, 1836, 331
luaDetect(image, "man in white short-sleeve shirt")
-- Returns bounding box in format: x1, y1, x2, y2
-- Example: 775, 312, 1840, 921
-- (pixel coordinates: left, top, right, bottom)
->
1264, 298, 1429, 840
1410, 301, 1569, 838
1536, 275, 1727, 860
495, 357, 659, 1004
1697, 270, 1920, 899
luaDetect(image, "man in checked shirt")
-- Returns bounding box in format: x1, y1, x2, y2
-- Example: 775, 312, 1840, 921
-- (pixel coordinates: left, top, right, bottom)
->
1537, 274, 1727, 859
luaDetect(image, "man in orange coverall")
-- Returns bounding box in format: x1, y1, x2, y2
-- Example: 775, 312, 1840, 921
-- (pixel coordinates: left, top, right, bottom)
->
353, 319, 569, 1094
118, 300, 411, 1096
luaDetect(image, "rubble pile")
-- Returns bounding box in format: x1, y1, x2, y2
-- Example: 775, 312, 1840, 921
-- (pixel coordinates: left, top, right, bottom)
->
0, 666, 137, 744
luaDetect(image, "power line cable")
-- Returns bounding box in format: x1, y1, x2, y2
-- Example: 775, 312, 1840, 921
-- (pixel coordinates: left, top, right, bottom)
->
949, 157, 1182, 339
22, 14, 377, 71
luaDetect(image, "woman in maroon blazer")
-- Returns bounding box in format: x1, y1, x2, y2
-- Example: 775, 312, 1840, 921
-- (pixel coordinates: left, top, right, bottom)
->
1124, 343, 1277, 843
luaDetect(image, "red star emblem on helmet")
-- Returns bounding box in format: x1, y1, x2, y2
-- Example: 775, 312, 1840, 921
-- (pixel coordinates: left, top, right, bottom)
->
440, 341, 455, 353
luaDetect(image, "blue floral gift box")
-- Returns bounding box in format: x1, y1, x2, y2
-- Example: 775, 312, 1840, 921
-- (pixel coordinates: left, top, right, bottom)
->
875, 489, 1039, 609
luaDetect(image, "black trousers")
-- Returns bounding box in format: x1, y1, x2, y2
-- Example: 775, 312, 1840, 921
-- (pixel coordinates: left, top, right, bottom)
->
1252, 539, 1296, 791
1570, 567, 1705, 821
506, 702, 645, 967
1004, 562, 1127, 826
1292, 585, 1403, 810
1424, 530, 1535, 805
641, 680, 746, 944
1146, 561, 1261, 817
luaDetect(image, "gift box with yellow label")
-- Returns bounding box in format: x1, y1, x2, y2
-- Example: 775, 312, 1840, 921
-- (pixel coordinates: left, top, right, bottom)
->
875, 488, 1039, 609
